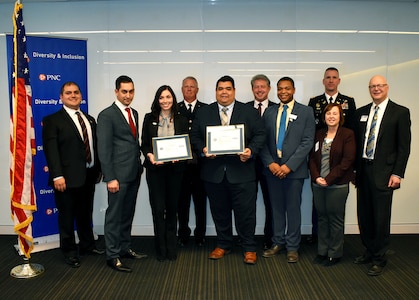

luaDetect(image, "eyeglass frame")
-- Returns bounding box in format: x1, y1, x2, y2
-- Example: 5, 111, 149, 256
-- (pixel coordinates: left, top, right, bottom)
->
368, 84, 388, 90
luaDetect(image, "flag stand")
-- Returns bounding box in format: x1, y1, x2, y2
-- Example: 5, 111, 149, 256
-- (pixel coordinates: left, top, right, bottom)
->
10, 258, 44, 279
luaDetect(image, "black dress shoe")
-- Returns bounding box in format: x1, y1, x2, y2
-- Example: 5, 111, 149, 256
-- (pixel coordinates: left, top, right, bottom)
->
353, 255, 372, 264
195, 238, 205, 247
121, 249, 148, 259
65, 256, 81, 268
368, 264, 384, 276
107, 258, 132, 273
167, 254, 177, 261
313, 254, 327, 264
80, 248, 105, 256
323, 257, 341, 267
157, 255, 166, 262
306, 235, 318, 245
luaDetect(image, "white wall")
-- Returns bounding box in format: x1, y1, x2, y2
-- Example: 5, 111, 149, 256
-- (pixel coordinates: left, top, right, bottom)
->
1, 0, 418, 236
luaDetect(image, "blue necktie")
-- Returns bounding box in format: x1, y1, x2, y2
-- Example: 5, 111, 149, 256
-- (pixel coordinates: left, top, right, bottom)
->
365, 106, 379, 158
277, 104, 288, 151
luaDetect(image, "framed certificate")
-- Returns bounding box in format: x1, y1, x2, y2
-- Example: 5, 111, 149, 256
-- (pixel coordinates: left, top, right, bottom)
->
206, 124, 245, 155
152, 134, 193, 162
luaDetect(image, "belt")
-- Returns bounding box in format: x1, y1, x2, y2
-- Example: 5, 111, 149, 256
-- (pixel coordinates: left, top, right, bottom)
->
362, 158, 374, 165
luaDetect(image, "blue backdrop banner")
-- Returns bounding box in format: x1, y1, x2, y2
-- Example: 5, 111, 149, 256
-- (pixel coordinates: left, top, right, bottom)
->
7, 35, 88, 245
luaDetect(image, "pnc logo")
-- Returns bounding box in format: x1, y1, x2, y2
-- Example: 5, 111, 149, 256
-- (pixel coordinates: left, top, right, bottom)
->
46, 208, 58, 215
39, 74, 61, 81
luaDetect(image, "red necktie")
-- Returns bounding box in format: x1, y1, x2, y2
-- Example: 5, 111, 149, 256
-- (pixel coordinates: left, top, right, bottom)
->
125, 107, 137, 137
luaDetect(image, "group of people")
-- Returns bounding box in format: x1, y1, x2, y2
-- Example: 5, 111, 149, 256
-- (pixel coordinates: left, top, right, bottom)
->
42, 68, 411, 277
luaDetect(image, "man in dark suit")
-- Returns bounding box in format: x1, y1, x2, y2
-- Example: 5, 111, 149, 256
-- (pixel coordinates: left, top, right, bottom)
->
42, 81, 103, 268
353, 75, 411, 276
246, 74, 275, 250
261, 77, 315, 263
97, 75, 147, 273
177, 76, 208, 247
307, 67, 356, 244
191, 75, 265, 265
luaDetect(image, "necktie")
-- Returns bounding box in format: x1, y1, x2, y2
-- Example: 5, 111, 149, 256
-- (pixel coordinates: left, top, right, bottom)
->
221, 107, 229, 126
76, 111, 92, 163
188, 103, 192, 113
125, 107, 137, 137
276, 104, 288, 151
257, 103, 262, 116
329, 96, 333, 103
365, 106, 379, 158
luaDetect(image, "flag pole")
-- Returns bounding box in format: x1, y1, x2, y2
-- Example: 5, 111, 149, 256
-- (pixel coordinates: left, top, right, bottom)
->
10, 258, 44, 279
9, 0, 44, 279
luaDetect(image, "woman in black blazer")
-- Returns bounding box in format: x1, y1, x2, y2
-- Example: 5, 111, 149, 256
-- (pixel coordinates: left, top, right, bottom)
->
309, 103, 356, 267
141, 85, 189, 262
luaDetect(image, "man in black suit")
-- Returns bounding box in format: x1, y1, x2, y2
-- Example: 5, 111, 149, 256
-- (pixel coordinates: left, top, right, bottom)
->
307, 67, 356, 244
177, 76, 208, 247
42, 81, 103, 268
191, 75, 265, 265
246, 74, 275, 250
353, 75, 411, 276
97, 75, 147, 273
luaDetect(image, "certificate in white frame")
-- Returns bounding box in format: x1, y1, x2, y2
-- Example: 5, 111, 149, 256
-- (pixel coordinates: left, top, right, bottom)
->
206, 124, 245, 155
152, 134, 192, 162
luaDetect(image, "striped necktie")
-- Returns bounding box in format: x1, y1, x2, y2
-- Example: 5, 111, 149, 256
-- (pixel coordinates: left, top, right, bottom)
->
76, 111, 92, 163
221, 107, 229, 126
365, 106, 379, 158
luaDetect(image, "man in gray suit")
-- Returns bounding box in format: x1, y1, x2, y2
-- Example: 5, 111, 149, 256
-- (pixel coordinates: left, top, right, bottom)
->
97, 75, 147, 273
260, 77, 315, 263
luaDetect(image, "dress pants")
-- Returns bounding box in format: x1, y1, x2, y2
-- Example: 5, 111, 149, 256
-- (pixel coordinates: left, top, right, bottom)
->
357, 162, 393, 266
312, 184, 349, 258
177, 162, 207, 241
104, 176, 140, 260
54, 168, 97, 257
205, 175, 257, 252
146, 164, 184, 258
255, 157, 273, 246
266, 175, 304, 251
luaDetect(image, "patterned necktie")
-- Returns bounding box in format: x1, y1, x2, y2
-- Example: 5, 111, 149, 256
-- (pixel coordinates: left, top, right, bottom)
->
125, 107, 137, 137
365, 106, 379, 158
276, 104, 288, 151
221, 107, 229, 126
188, 103, 192, 113
76, 111, 92, 163
258, 103, 262, 116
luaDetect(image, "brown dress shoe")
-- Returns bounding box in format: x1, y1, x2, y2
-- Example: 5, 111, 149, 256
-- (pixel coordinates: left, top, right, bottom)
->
244, 252, 257, 265
287, 250, 299, 263
209, 247, 231, 260
263, 244, 284, 258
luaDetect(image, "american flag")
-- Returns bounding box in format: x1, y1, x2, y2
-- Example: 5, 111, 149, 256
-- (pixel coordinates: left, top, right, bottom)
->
10, 0, 37, 259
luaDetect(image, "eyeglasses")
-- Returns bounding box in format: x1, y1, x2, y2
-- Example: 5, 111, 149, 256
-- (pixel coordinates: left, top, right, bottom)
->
369, 84, 387, 90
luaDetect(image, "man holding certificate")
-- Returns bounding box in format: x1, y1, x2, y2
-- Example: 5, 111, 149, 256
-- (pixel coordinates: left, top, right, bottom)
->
191, 75, 265, 265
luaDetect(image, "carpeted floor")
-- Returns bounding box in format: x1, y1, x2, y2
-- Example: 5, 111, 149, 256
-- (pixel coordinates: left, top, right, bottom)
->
0, 234, 418, 300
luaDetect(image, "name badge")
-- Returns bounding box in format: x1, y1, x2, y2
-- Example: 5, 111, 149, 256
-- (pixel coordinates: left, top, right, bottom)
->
289, 113, 297, 121
360, 115, 368, 122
